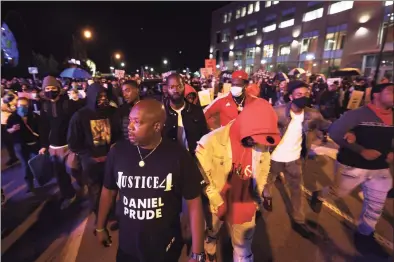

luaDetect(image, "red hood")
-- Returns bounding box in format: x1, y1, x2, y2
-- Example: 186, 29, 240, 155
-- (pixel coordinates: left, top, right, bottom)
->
184, 84, 199, 104
233, 98, 281, 146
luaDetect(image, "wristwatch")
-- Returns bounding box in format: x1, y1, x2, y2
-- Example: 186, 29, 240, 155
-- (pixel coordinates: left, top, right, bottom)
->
190, 252, 206, 262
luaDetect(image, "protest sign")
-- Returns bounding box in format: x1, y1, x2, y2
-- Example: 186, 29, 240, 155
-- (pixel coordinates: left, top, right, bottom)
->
198, 89, 212, 106
205, 59, 216, 74
114, 69, 125, 79
347, 90, 364, 110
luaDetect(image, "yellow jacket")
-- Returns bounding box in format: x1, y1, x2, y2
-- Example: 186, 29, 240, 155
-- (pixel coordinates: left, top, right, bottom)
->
195, 120, 271, 214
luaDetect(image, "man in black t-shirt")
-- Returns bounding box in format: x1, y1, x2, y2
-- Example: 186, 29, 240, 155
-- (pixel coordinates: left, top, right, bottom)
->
96, 99, 206, 262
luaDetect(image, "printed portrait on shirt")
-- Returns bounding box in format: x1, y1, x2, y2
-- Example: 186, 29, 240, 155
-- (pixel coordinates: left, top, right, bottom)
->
90, 119, 111, 146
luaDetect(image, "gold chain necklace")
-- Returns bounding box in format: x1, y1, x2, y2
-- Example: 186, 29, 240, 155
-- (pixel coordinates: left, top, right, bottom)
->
136, 138, 163, 167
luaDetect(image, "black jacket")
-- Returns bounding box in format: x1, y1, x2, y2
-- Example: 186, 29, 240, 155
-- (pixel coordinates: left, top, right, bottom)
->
67, 83, 118, 160
163, 100, 209, 156
6, 112, 40, 144
39, 94, 79, 147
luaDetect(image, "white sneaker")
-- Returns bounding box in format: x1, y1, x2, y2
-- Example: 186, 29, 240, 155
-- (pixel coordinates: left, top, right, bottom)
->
60, 195, 77, 210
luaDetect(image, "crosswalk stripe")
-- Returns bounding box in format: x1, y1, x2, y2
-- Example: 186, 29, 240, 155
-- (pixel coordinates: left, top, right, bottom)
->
1, 200, 48, 255
301, 186, 394, 251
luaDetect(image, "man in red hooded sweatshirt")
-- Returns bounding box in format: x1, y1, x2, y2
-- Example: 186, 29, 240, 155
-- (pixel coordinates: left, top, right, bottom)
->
203, 71, 256, 130
196, 98, 280, 262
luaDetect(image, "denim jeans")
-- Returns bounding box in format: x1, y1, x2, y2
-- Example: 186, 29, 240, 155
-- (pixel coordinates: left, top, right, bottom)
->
263, 159, 305, 224
205, 213, 255, 262
13, 142, 38, 187
322, 162, 392, 235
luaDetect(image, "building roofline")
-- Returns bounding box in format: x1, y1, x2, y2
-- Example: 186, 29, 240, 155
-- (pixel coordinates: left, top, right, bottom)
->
212, 1, 235, 13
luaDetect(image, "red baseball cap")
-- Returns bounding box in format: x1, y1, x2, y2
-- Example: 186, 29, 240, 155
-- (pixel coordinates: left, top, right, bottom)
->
237, 98, 281, 146
232, 70, 249, 81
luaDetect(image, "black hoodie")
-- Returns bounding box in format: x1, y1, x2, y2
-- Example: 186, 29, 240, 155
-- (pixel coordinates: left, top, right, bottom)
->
40, 92, 78, 147
67, 83, 118, 161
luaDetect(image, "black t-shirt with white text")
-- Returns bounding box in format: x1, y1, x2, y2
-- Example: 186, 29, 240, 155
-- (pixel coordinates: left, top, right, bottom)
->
104, 138, 204, 258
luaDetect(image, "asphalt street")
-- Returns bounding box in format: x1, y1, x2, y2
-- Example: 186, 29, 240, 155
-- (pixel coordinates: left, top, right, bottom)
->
1, 145, 393, 262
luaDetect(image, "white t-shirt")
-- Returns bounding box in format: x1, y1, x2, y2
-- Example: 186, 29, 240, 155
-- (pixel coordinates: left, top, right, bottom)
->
172, 105, 189, 151
271, 110, 304, 163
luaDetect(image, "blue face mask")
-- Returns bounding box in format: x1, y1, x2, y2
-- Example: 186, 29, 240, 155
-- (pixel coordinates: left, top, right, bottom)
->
17, 106, 28, 117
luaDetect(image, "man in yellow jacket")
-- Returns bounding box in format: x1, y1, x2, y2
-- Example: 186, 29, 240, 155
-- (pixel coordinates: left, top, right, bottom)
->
196, 98, 280, 262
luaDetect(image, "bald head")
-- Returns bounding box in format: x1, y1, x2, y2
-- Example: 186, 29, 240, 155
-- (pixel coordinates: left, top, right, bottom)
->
132, 99, 166, 125
128, 99, 166, 147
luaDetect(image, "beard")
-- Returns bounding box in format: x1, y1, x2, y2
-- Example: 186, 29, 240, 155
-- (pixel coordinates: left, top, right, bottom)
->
169, 92, 184, 105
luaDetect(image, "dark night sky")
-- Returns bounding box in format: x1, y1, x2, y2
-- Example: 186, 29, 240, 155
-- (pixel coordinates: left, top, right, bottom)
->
2, 1, 230, 73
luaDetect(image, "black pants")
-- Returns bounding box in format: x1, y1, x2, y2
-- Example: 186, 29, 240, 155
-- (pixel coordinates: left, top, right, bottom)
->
1, 125, 17, 161
13, 142, 38, 187
81, 159, 105, 217
116, 239, 183, 262
48, 146, 76, 199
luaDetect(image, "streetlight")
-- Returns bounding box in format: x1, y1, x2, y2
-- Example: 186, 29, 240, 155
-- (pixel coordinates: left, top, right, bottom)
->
110, 66, 114, 70
115, 53, 121, 60
150, 68, 154, 72
83, 30, 92, 39
163, 59, 168, 65
121, 62, 125, 67
182, 69, 186, 73
136, 69, 139, 72
145, 66, 148, 70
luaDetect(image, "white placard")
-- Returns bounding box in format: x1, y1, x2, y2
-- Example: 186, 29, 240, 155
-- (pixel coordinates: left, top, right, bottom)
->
115, 69, 125, 79
326, 78, 342, 86
28, 67, 38, 74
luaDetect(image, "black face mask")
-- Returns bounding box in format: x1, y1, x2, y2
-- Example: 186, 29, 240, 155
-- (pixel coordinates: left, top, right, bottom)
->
97, 100, 109, 109
45, 90, 59, 99
292, 96, 309, 109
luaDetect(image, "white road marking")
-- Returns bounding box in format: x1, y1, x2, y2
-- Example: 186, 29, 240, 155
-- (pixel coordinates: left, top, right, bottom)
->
3, 180, 15, 190
302, 186, 394, 251
34, 217, 89, 262
7, 184, 27, 199
1, 200, 48, 255
58, 217, 89, 262
1, 186, 60, 255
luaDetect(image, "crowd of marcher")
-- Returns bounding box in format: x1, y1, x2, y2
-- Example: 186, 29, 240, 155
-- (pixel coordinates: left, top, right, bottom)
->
1, 69, 393, 261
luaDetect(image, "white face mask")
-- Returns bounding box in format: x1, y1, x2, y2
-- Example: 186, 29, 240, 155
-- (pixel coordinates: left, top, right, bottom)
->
230, 86, 243, 97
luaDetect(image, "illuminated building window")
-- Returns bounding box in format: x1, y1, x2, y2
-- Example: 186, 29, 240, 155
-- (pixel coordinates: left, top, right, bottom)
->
234, 28, 245, 40
379, 22, 394, 45
248, 3, 254, 14
223, 14, 227, 23
246, 47, 256, 59
236, 9, 241, 19
246, 23, 258, 36
255, 1, 260, 12
222, 31, 231, 43
324, 31, 347, 50
227, 12, 232, 22
300, 36, 318, 54
234, 51, 243, 60
279, 19, 294, 28
328, 1, 354, 15
279, 45, 291, 56
385, 1, 393, 6
263, 24, 276, 33
303, 8, 324, 22
242, 6, 247, 17
265, 1, 279, 8
263, 44, 274, 57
